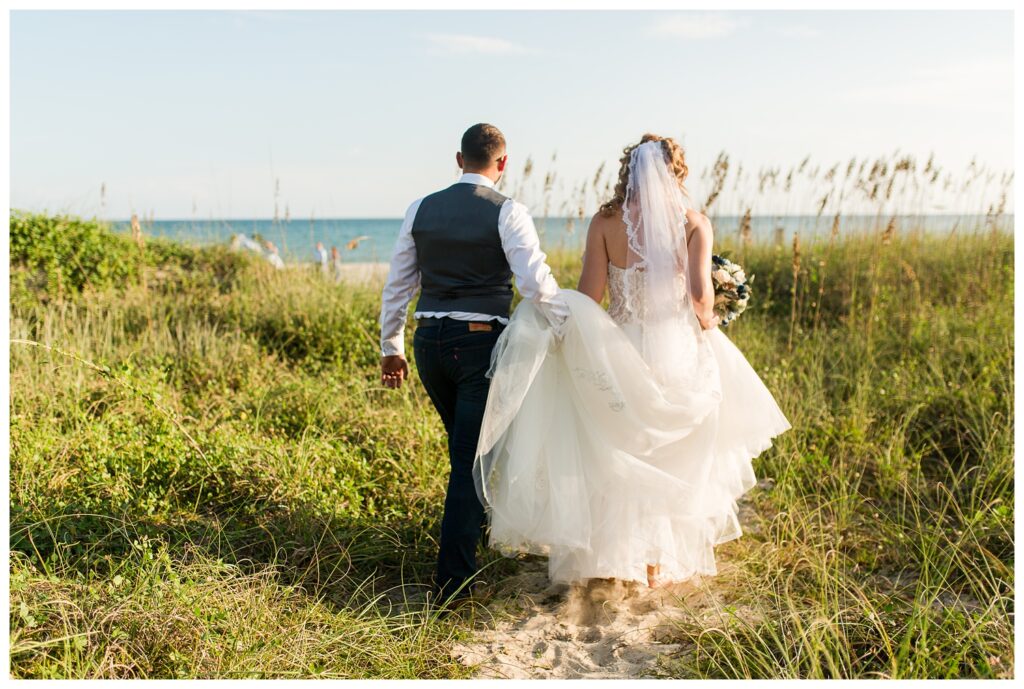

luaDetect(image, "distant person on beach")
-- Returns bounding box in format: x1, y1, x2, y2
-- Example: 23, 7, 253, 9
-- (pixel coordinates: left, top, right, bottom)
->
315, 242, 329, 275
331, 245, 343, 282
263, 240, 285, 269
347, 235, 370, 251
231, 233, 263, 254
130, 213, 145, 250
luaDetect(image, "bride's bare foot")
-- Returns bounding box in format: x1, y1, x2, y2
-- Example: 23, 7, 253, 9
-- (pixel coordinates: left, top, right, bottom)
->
646, 564, 667, 588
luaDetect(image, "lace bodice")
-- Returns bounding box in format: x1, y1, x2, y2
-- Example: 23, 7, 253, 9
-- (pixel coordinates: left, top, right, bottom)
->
606, 261, 717, 393
606, 263, 645, 325
607, 262, 691, 324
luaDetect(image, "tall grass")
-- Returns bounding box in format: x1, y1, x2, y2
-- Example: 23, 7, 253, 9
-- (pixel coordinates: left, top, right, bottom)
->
8, 208, 1013, 678
504, 149, 1011, 238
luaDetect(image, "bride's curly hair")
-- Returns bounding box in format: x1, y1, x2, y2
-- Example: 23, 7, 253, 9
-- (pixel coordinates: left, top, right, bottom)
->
598, 133, 689, 217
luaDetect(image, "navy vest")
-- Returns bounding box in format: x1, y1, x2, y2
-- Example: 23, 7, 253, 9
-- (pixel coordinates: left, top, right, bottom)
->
412, 182, 514, 317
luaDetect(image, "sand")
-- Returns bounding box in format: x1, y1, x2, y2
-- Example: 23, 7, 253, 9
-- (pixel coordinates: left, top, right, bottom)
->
280, 261, 388, 282
450, 559, 702, 678
447, 496, 765, 679
333, 261, 389, 283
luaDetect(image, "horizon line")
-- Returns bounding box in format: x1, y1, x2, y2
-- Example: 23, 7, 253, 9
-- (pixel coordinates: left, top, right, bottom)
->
99, 211, 1014, 223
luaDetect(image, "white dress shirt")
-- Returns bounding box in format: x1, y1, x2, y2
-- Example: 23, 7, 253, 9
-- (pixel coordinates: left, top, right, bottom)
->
379, 172, 568, 357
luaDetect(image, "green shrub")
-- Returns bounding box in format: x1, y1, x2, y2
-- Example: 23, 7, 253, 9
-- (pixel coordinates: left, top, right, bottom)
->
9, 211, 251, 303
10, 211, 142, 299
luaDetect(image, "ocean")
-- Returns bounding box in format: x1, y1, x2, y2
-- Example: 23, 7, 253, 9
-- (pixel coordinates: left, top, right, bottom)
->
112, 214, 1007, 265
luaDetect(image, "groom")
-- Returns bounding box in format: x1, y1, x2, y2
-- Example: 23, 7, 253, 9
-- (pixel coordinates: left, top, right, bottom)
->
379, 123, 567, 605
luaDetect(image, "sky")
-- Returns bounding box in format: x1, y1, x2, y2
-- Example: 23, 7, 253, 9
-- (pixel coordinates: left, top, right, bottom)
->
9, 9, 1015, 219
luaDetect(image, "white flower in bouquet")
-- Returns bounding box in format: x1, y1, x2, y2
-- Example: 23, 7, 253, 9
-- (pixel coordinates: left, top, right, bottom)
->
712, 268, 734, 287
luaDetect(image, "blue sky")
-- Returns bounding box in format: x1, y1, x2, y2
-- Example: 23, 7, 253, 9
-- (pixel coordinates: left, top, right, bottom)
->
10, 10, 1014, 219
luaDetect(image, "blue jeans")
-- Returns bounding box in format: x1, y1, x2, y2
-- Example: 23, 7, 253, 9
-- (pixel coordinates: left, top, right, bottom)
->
412, 316, 506, 602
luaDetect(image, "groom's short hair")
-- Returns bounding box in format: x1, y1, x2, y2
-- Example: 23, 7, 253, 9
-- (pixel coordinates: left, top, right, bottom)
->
461, 123, 506, 167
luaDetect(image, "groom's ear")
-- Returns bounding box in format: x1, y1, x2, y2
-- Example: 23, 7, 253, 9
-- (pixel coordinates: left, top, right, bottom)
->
456, 151, 465, 170
496, 154, 508, 172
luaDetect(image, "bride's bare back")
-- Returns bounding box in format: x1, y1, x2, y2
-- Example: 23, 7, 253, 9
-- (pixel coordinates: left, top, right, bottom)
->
577, 207, 719, 330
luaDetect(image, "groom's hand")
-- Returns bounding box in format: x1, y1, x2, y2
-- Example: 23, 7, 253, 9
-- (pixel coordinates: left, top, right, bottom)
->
381, 355, 409, 389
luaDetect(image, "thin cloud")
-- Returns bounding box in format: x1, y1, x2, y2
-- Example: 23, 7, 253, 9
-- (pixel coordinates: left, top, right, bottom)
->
653, 13, 744, 40
841, 57, 1011, 111
775, 23, 821, 39
426, 33, 534, 55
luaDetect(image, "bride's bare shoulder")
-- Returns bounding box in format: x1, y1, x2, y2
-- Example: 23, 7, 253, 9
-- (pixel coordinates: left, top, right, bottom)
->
685, 208, 712, 230
587, 208, 625, 239
685, 209, 713, 241
589, 208, 624, 228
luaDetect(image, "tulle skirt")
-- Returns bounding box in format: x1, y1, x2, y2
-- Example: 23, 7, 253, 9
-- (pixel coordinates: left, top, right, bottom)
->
473, 290, 792, 586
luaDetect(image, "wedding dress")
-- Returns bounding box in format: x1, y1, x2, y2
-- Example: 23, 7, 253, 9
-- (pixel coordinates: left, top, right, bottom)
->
472, 142, 792, 586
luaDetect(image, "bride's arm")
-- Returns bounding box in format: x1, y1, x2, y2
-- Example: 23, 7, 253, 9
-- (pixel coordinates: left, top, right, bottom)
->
577, 216, 608, 303
685, 210, 720, 330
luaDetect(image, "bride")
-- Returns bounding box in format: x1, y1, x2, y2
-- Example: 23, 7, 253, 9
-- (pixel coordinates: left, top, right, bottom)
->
472, 134, 792, 588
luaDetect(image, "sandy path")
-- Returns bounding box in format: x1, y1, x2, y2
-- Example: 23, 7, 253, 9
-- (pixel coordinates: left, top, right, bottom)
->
449, 498, 763, 679
451, 559, 701, 678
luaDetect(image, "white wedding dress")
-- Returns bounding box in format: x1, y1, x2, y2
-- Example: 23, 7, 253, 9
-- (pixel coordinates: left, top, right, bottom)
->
472, 142, 792, 587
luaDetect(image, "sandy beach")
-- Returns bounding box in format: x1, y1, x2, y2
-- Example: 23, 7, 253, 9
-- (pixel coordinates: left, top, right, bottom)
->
282, 261, 389, 283
335, 261, 389, 284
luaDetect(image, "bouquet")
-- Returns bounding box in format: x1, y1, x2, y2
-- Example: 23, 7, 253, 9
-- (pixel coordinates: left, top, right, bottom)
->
710, 254, 752, 327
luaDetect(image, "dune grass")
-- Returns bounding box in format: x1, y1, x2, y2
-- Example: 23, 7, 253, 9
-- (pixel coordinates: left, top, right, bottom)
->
8, 211, 1013, 678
